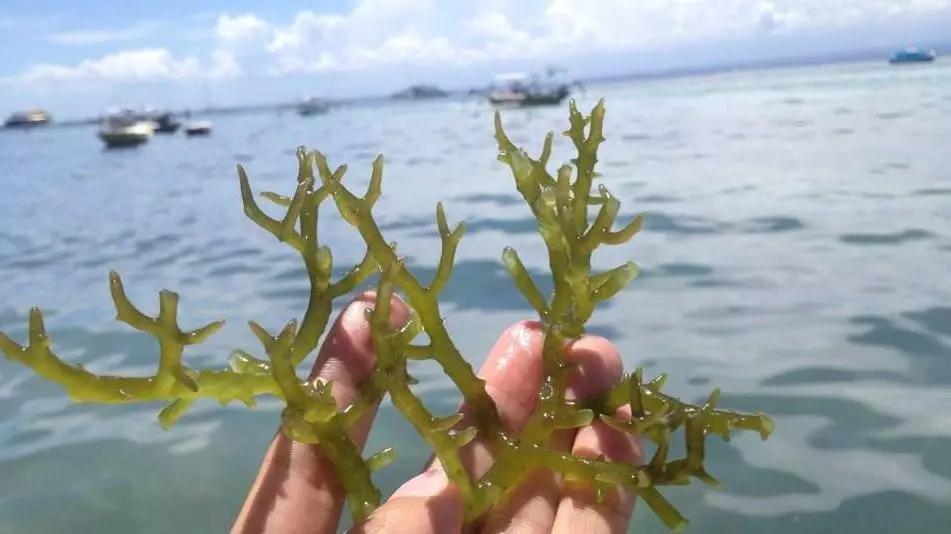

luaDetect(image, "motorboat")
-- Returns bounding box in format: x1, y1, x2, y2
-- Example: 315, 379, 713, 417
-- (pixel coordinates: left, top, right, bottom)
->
98, 113, 153, 148
4, 109, 51, 128
297, 96, 329, 116
184, 121, 212, 136
889, 47, 936, 64
488, 69, 571, 106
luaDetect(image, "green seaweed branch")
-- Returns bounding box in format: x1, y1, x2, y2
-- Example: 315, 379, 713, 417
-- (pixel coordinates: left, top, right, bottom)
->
0, 100, 772, 530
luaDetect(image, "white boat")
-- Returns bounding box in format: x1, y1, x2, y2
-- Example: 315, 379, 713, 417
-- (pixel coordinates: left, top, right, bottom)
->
4, 109, 51, 128
98, 114, 153, 148
184, 121, 212, 136
488, 68, 571, 106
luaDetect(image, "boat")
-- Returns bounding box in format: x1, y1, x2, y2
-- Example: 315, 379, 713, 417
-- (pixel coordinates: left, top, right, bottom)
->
98, 113, 153, 148
297, 96, 329, 116
184, 121, 212, 136
889, 47, 936, 64
4, 109, 51, 128
488, 69, 571, 106
152, 112, 181, 133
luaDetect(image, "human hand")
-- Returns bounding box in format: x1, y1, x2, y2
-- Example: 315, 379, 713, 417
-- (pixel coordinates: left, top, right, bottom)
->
233, 293, 641, 533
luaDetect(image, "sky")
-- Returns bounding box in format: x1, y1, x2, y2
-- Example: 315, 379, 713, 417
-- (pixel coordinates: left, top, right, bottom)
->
2, 0, 951, 119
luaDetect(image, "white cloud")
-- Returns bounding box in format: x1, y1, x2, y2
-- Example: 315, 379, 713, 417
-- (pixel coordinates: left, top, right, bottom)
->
207, 50, 243, 79
539, 0, 951, 47
17, 48, 203, 83
215, 14, 270, 42
242, 2, 458, 75
47, 23, 157, 45
266, 11, 345, 56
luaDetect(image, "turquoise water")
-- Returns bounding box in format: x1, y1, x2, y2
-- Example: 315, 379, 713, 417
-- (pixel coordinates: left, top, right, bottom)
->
1, 60, 950, 532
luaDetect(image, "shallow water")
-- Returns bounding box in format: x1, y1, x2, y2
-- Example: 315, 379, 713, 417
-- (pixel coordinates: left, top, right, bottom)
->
1, 60, 950, 533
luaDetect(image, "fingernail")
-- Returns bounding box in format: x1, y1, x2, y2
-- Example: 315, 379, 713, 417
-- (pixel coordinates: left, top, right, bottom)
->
390, 468, 449, 499
341, 293, 410, 334
341, 299, 374, 331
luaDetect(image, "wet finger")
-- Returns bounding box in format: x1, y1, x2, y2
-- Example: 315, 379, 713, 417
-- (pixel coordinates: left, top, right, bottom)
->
233, 292, 409, 534
360, 321, 547, 534
551, 405, 642, 534
480, 335, 623, 533
349, 469, 464, 534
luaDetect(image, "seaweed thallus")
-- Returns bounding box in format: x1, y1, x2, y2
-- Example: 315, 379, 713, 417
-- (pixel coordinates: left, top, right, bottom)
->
0, 101, 772, 530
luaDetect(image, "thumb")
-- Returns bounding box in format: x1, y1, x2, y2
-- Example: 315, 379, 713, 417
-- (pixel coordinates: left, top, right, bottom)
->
350, 468, 464, 534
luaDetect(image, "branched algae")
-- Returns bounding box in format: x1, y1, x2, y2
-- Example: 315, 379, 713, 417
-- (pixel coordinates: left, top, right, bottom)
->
0, 100, 773, 530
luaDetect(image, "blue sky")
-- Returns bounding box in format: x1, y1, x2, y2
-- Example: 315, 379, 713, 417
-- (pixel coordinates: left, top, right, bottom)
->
3, 0, 951, 119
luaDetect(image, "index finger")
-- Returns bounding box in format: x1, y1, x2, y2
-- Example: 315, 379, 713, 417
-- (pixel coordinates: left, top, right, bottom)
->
232, 292, 409, 534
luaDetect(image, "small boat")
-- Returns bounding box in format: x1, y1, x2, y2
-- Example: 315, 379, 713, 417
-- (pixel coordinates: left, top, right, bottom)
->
184, 121, 212, 136
98, 114, 153, 148
152, 112, 181, 133
889, 47, 936, 64
4, 109, 51, 128
297, 96, 329, 116
488, 69, 571, 107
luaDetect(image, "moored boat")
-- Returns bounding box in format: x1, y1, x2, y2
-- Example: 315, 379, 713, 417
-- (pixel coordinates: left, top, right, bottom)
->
889, 47, 936, 64
4, 109, 51, 128
488, 70, 571, 107
184, 121, 212, 136
98, 114, 153, 148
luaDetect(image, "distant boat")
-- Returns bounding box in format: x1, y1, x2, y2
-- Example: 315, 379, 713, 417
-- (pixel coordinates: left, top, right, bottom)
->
889, 47, 936, 64
392, 84, 449, 100
152, 112, 181, 133
488, 69, 571, 106
297, 96, 329, 116
184, 121, 212, 136
98, 113, 153, 148
4, 109, 51, 128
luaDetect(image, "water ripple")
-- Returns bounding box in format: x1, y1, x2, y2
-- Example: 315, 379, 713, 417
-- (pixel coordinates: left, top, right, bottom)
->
839, 229, 934, 245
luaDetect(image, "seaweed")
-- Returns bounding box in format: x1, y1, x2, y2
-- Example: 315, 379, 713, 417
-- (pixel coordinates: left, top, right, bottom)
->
0, 100, 772, 530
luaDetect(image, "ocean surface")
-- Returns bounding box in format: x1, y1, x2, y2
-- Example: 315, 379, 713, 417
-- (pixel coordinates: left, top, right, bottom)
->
1, 60, 950, 533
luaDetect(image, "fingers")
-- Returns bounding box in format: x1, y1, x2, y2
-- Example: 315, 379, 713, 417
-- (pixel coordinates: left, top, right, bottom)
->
480, 334, 623, 533
378, 323, 623, 534
352, 320, 628, 534
232, 292, 409, 534
455, 320, 548, 477
440, 321, 592, 480
349, 470, 464, 534
352, 321, 550, 534
551, 405, 642, 534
